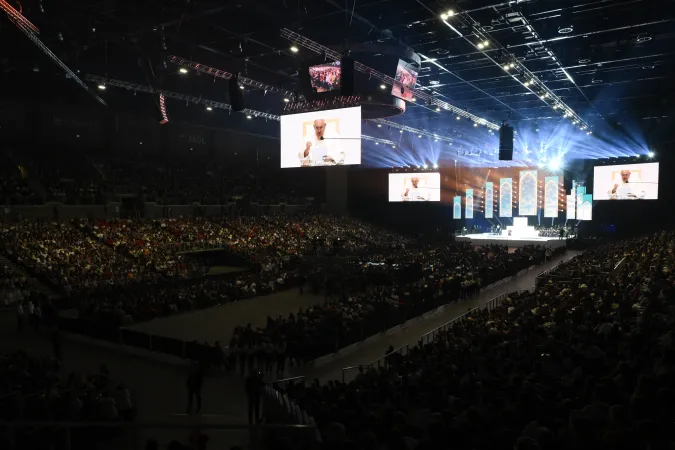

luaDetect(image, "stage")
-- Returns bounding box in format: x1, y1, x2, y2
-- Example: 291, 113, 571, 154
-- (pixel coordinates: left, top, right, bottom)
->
455, 233, 567, 249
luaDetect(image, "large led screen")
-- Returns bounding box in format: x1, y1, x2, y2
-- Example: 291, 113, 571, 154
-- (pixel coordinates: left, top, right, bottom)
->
544, 176, 559, 218
466, 189, 474, 219
519, 170, 538, 216
391, 59, 418, 101
500, 178, 512, 218
485, 182, 494, 219
593, 162, 659, 200
280, 107, 361, 168
388, 172, 441, 202
308, 61, 341, 93
453, 196, 461, 219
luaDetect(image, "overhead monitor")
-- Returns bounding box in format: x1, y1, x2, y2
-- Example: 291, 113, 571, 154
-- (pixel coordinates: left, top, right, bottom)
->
389, 172, 441, 202
308, 61, 341, 93
593, 162, 659, 200
391, 60, 418, 101
280, 106, 362, 168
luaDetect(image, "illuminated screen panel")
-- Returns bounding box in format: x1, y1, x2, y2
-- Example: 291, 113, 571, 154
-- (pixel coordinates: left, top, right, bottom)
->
485, 182, 494, 219
500, 178, 512, 217
519, 170, 538, 216
544, 176, 559, 218
567, 195, 576, 220
576, 186, 585, 219
391, 59, 418, 101
453, 196, 462, 219
388, 172, 441, 202
280, 106, 361, 168
580, 194, 593, 220
593, 162, 659, 200
466, 189, 474, 219
308, 61, 341, 93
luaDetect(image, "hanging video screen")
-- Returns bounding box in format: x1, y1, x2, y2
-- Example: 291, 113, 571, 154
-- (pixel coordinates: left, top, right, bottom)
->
593, 162, 659, 200
391, 60, 418, 101
308, 61, 342, 93
280, 106, 362, 168
388, 173, 441, 202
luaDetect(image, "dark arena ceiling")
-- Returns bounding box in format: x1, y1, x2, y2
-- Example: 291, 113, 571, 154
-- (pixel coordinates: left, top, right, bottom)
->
1, 0, 674, 167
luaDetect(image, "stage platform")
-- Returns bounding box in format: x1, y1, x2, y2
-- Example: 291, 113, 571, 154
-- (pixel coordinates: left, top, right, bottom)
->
456, 233, 566, 249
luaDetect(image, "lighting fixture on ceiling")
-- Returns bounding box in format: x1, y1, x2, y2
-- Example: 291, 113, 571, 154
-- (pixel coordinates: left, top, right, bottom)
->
503, 64, 510, 71
473, 123, 478, 127
483, 41, 489, 47
477, 42, 484, 50
429, 79, 440, 85
648, 151, 655, 158
399, 130, 403, 133
441, 10, 455, 19
377, 124, 382, 127
411, 97, 416, 102
435, 107, 441, 112
97, 84, 106, 90
380, 84, 386, 89
283, 98, 290, 102
290, 45, 299, 53
179, 68, 188, 74
558, 27, 573, 34
239, 85, 244, 90
456, 116, 460, 120
636, 34, 652, 43
578, 58, 591, 64
206, 106, 213, 111
246, 115, 252, 119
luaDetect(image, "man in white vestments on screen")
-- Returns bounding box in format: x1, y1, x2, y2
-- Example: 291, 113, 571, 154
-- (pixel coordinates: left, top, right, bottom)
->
298, 119, 344, 167
608, 169, 642, 199
402, 177, 430, 201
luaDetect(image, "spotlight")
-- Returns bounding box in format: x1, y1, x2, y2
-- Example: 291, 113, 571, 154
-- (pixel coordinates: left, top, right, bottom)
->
380, 84, 386, 89
456, 116, 460, 120
418, 135, 422, 138
239, 85, 245, 90
179, 68, 188, 74
424, 165, 429, 169
549, 159, 561, 170
433, 164, 439, 169
377, 124, 382, 127
447, 10, 455, 16
503, 65, 510, 71
509, 63, 515, 69
283, 98, 290, 102
399, 130, 404, 133
483, 41, 489, 47
648, 151, 655, 158
473, 122, 478, 127
206, 106, 213, 111
477, 43, 485, 50
411, 97, 416, 102
392, 145, 396, 149
290, 46, 299, 53
435, 107, 441, 112
375, 142, 379, 145
246, 115, 252, 119
97, 84, 106, 90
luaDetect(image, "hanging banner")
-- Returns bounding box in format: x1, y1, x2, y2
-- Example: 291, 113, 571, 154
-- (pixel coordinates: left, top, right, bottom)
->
453, 196, 462, 219
567, 195, 575, 219
580, 194, 593, 220
576, 186, 585, 219
465, 189, 474, 219
500, 178, 512, 218
519, 170, 538, 215
544, 176, 559, 218
485, 182, 493, 219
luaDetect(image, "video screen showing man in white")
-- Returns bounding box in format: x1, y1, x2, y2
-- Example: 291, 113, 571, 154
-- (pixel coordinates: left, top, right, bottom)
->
402, 177, 430, 201
299, 119, 343, 167
608, 169, 643, 199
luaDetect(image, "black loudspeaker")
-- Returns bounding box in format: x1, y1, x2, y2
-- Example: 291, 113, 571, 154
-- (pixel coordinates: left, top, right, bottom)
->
341, 57, 354, 96
499, 124, 514, 160
228, 75, 245, 112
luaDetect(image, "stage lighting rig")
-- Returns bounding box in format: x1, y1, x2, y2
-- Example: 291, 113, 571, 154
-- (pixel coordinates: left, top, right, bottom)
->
279, 28, 500, 131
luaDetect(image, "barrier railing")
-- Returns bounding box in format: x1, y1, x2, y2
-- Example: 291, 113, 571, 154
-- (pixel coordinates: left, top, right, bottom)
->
1, 420, 318, 450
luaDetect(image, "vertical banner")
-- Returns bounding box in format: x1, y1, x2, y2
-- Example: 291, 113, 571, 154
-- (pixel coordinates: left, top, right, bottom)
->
465, 189, 474, 219
580, 194, 593, 220
576, 186, 585, 219
544, 176, 559, 218
500, 178, 512, 217
519, 170, 538, 215
567, 195, 576, 219
453, 196, 462, 219
485, 182, 494, 219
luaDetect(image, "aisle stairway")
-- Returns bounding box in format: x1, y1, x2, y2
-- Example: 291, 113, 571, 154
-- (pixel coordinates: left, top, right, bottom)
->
0, 254, 61, 302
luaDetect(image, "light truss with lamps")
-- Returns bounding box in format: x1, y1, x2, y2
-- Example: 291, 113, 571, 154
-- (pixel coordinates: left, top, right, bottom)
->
371, 118, 454, 144
168, 55, 302, 100
437, 7, 590, 130
1, 2, 106, 106
280, 28, 500, 130
84, 75, 397, 146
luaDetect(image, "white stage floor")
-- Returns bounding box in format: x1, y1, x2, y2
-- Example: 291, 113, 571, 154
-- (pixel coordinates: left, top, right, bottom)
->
456, 233, 567, 249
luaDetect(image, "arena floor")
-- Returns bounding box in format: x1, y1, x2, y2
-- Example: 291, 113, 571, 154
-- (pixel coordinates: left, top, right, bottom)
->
125, 288, 325, 345
455, 233, 568, 249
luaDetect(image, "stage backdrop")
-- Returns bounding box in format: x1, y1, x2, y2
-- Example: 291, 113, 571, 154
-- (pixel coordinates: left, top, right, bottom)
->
453, 196, 461, 219
544, 176, 559, 218
500, 178, 512, 218
466, 189, 474, 219
519, 170, 538, 216
485, 182, 493, 219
